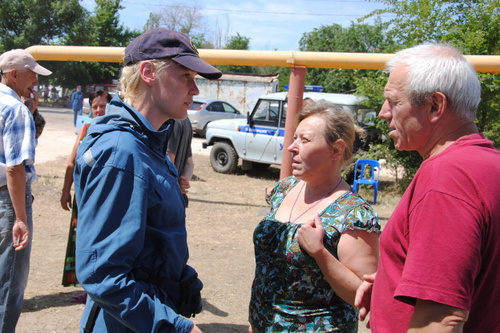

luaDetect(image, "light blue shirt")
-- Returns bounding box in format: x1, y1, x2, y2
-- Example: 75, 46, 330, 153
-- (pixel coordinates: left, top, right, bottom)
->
0, 83, 36, 187
70, 90, 83, 111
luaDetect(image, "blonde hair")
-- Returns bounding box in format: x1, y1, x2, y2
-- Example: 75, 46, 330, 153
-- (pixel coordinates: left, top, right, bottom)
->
119, 59, 173, 103
296, 100, 365, 165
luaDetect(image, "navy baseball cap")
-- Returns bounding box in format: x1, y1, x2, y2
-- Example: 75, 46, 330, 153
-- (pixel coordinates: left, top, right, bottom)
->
124, 28, 222, 80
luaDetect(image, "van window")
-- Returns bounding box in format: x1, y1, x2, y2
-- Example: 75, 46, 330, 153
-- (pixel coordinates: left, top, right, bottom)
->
252, 100, 280, 127
357, 108, 377, 126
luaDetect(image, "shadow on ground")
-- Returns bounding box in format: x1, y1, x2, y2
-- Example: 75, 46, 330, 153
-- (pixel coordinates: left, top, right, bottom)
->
22, 290, 85, 312
198, 323, 249, 333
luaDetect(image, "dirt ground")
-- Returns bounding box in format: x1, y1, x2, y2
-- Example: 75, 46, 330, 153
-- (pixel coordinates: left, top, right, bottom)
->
15, 106, 399, 332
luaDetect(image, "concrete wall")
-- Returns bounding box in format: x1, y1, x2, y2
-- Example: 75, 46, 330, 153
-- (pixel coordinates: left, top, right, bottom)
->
195, 73, 279, 114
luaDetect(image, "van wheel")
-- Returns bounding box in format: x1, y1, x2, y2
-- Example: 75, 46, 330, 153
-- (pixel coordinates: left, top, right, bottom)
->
210, 142, 238, 174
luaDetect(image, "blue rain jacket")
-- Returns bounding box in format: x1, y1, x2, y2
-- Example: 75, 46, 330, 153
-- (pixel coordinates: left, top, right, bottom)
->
74, 96, 195, 333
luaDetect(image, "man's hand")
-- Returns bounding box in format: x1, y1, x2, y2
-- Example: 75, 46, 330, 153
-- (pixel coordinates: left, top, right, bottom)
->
12, 219, 29, 251
355, 272, 376, 321
60, 191, 73, 211
178, 176, 191, 194
22, 90, 40, 114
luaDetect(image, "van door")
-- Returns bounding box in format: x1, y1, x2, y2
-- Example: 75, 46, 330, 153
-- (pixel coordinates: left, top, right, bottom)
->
242, 99, 284, 164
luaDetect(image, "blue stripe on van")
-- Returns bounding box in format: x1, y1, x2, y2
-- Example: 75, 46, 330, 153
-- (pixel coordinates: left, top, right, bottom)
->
238, 126, 285, 137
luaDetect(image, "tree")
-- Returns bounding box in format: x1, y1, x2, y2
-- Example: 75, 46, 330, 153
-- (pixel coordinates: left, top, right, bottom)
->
52, 0, 139, 90
144, 13, 161, 31
217, 33, 253, 73
353, 0, 500, 191
147, 2, 214, 49
0, 0, 140, 92
190, 34, 214, 49
299, 19, 393, 93
0, 0, 89, 88
363, 0, 500, 145
0, 0, 85, 52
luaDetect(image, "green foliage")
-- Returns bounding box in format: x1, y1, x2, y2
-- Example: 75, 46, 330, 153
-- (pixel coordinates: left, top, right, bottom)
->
298, 19, 394, 93
483, 121, 500, 149
144, 12, 161, 31
0, 0, 85, 52
0, 0, 139, 92
190, 34, 214, 49
367, 0, 500, 144
346, 0, 500, 191
217, 33, 253, 73
53, 0, 139, 89
476, 73, 500, 148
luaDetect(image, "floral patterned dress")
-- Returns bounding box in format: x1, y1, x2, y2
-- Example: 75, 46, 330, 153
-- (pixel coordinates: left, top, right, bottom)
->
249, 176, 380, 332
62, 123, 91, 286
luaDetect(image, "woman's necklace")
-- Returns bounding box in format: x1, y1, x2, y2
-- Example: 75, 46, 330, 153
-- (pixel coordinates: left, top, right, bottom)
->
288, 177, 343, 223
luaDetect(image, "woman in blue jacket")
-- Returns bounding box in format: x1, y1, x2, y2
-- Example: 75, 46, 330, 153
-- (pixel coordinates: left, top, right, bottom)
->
73, 28, 221, 333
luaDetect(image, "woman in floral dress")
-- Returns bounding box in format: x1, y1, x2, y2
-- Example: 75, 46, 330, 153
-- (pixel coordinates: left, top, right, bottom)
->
249, 101, 381, 332
60, 91, 111, 298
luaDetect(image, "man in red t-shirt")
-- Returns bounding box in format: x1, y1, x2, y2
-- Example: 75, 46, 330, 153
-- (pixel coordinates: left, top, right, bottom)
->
355, 43, 500, 332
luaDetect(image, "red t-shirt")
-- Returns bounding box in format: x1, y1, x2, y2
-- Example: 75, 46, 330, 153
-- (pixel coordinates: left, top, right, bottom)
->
371, 133, 500, 332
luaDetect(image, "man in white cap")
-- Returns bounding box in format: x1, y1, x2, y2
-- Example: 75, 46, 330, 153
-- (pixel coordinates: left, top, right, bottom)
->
0, 48, 51, 332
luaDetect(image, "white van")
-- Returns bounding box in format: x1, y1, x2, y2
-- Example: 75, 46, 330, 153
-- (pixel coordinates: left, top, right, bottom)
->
203, 92, 379, 173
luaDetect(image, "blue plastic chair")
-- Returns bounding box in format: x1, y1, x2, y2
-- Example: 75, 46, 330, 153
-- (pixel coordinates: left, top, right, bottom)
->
352, 159, 381, 204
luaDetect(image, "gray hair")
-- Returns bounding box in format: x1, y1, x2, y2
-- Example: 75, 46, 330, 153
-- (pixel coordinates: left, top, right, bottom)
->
386, 43, 481, 122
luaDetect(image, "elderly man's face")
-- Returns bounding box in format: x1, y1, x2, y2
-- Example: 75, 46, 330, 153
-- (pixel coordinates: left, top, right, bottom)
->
12, 68, 38, 99
378, 66, 430, 155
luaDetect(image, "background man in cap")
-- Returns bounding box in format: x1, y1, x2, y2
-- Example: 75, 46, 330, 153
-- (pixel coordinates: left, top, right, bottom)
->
0, 48, 51, 332
70, 84, 84, 128
74, 28, 221, 332
355, 43, 500, 332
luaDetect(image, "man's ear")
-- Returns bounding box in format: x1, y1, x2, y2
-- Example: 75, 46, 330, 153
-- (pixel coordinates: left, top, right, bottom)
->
8, 69, 17, 81
139, 61, 156, 86
429, 92, 447, 123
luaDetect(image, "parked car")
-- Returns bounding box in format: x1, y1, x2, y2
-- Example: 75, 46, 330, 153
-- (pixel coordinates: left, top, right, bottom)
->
188, 98, 246, 137
203, 92, 381, 174
82, 97, 90, 115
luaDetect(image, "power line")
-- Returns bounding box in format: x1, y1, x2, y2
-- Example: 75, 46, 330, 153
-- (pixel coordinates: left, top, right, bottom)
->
202, 7, 374, 17
118, 0, 388, 18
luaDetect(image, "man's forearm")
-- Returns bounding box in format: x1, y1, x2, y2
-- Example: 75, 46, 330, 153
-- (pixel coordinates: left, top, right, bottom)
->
409, 299, 468, 333
182, 157, 194, 181
6, 165, 27, 221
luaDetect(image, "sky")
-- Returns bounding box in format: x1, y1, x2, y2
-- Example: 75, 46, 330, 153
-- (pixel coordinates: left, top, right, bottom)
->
81, 0, 392, 51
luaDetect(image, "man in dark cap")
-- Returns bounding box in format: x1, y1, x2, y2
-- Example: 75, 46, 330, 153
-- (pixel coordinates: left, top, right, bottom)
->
0, 49, 52, 332
74, 28, 221, 332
